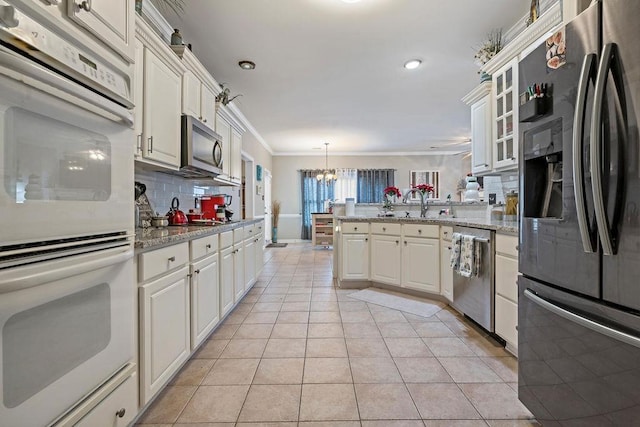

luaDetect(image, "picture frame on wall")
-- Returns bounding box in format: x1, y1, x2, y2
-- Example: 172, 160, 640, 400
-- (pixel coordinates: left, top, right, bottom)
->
256, 164, 263, 181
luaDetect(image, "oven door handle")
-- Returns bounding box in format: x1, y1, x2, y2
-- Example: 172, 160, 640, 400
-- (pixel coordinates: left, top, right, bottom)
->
0, 47, 133, 125
0, 248, 133, 294
524, 289, 640, 349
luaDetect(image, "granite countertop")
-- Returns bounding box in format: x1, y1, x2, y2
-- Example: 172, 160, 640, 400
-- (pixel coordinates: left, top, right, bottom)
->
135, 218, 264, 252
335, 216, 518, 234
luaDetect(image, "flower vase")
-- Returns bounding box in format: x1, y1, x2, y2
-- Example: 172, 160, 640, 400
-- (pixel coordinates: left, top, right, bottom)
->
135, 0, 143, 14
480, 71, 492, 82
272, 227, 278, 243
383, 194, 395, 210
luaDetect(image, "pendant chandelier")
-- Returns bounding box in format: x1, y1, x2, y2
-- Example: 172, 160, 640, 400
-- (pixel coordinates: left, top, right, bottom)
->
316, 142, 337, 182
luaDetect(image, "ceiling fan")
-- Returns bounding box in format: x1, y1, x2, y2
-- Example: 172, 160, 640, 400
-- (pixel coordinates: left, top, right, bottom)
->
429, 138, 471, 149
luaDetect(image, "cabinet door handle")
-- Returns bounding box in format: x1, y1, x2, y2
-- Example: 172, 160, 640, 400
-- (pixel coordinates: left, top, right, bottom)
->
383, 227, 386, 232
484, 163, 489, 167
447, 246, 452, 250
206, 244, 211, 249
136, 134, 142, 153
354, 227, 358, 231
418, 229, 422, 234
365, 238, 368, 242
395, 240, 399, 245
194, 269, 200, 274
168, 256, 175, 262
203, 118, 207, 123
404, 241, 407, 246
148, 136, 153, 153
77, 0, 91, 12
115, 408, 126, 418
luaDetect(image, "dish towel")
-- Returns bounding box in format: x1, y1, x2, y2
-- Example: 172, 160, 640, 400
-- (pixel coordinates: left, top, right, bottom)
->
458, 234, 482, 278
450, 232, 462, 270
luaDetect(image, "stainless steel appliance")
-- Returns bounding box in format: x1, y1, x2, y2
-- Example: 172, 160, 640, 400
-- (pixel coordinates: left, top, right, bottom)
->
452, 226, 495, 332
518, 1, 640, 423
0, 2, 135, 425
179, 114, 223, 178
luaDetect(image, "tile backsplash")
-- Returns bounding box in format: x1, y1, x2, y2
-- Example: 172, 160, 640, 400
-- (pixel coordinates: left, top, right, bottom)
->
482, 172, 518, 205
135, 166, 223, 214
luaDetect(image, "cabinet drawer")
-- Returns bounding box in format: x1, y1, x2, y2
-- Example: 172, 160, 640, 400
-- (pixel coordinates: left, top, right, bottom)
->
342, 222, 368, 234
75, 373, 137, 427
496, 254, 519, 302
440, 226, 454, 241
255, 222, 265, 234
139, 242, 189, 282
220, 230, 233, 249
371, 222, 401, 235
233, 227, 245, 244
403, 224, 439, 238
495, 294, 518, 348
190, 235, 219, 260
496, 233, 518, 258
244, 224, 256, 239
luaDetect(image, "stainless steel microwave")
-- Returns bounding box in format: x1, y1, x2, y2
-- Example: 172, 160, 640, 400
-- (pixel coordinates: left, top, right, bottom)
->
180, 115, 223, 178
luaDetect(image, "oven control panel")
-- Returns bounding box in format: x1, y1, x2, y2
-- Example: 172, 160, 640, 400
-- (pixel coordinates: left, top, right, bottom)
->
0, 3, 132, 107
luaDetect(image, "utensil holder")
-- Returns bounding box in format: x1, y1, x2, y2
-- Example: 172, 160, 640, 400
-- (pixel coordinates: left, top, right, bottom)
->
520, 97, 551, 122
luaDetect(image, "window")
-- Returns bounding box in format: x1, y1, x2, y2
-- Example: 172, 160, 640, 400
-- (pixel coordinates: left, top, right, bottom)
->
300, 170, 334, 240
357, 169, 395, 203
333, 168, 357, 202
410, 170, 441, 200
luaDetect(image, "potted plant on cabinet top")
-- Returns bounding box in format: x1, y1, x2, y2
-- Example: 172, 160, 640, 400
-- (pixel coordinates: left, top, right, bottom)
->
474, 28, 503, 81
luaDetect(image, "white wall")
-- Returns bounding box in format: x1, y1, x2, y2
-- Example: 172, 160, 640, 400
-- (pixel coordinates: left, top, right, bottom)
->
271, 154, 472, 240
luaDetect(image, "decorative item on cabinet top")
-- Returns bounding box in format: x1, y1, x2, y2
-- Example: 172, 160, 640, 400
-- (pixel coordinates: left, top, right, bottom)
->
216, 84, 243, 106
474, 28, 503, 80
136, 0, 185, 16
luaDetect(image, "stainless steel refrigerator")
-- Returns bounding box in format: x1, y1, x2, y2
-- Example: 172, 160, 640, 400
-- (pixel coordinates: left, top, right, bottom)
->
517, 0, 640, 424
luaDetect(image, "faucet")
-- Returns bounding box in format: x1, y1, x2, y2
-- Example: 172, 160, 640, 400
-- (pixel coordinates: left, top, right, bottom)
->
403, 189, 428, 218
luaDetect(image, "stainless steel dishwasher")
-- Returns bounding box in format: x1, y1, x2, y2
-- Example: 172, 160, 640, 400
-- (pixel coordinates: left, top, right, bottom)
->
451, 226, 495, 332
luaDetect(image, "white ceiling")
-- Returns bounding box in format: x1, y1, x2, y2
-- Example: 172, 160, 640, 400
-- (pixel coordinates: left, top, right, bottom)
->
166, 0, 529, 155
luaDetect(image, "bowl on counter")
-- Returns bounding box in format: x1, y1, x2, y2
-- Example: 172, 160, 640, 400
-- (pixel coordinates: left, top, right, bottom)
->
150, 216, 169, 228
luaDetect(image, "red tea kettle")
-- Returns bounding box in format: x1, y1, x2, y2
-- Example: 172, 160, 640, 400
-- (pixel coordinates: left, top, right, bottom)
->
167, 197, 188, 225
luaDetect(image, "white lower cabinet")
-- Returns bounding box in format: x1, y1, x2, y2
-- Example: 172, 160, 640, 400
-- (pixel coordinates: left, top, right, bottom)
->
255, 232, 265, 278
495, 233, 519, 353
234, 244, 245, 302
140, 265, 190, 405
370, 234, 401, 286
244, 237, 256, 291
190, 253, 220, 350
340, 233, 369, 281
220, 245, 234, 317
440, 240, 454, 302
401, 236, 440, 293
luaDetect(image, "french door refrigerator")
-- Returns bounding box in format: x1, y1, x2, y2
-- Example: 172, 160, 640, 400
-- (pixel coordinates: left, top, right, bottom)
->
517, 0, 640, 424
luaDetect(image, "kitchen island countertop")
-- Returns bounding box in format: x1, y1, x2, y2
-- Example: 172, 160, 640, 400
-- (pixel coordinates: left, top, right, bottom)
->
135, 218, 265, 252
334, 216, 518, 234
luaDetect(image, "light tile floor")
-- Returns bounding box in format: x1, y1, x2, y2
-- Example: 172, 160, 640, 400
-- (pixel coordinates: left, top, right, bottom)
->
136, 243, 539, 427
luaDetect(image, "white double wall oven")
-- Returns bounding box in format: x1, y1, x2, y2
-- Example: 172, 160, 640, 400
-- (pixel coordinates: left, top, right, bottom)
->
0, 2, 135, 425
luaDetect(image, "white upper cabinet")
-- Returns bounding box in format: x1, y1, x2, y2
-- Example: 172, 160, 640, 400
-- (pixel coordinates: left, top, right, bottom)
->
492, 58, 519, 170
462, 82, 492, 175
172, 46, 217, 130
67, 0, 135, 62
134, 18, 186, 169
231, 129, 242, 183
216, 112, 232, 178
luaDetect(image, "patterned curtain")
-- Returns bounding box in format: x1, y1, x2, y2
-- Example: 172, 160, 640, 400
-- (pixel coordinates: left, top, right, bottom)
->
357, 169, 395, 203
300, 170, 335, 240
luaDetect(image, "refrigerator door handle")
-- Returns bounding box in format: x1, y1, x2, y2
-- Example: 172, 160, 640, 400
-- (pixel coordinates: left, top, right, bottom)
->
524, 289, 640, 349
591, 43, 615, 256
573, 53, 597, 253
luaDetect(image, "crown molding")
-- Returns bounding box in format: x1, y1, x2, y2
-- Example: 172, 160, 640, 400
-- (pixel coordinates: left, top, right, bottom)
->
461, 81, 493, 105
481, 1, 562, 75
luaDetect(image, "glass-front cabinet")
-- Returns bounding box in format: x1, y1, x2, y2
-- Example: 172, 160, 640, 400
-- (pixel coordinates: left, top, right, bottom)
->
493, 57, 518, 170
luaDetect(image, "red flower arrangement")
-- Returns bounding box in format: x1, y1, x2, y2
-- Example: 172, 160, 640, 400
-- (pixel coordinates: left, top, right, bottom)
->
383, 186, 401, 198
413, 183, 434, 194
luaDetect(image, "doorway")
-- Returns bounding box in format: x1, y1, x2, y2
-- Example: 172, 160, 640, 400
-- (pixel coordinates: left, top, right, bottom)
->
264, 169, 272, 243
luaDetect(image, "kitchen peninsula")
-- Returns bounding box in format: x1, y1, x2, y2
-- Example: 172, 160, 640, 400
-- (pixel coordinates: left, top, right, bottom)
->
333, 205, 519, 353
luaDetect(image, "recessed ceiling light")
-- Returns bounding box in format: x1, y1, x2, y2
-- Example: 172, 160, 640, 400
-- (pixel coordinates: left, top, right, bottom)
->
238, 60, 256, 70
404, 59, 422, 70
